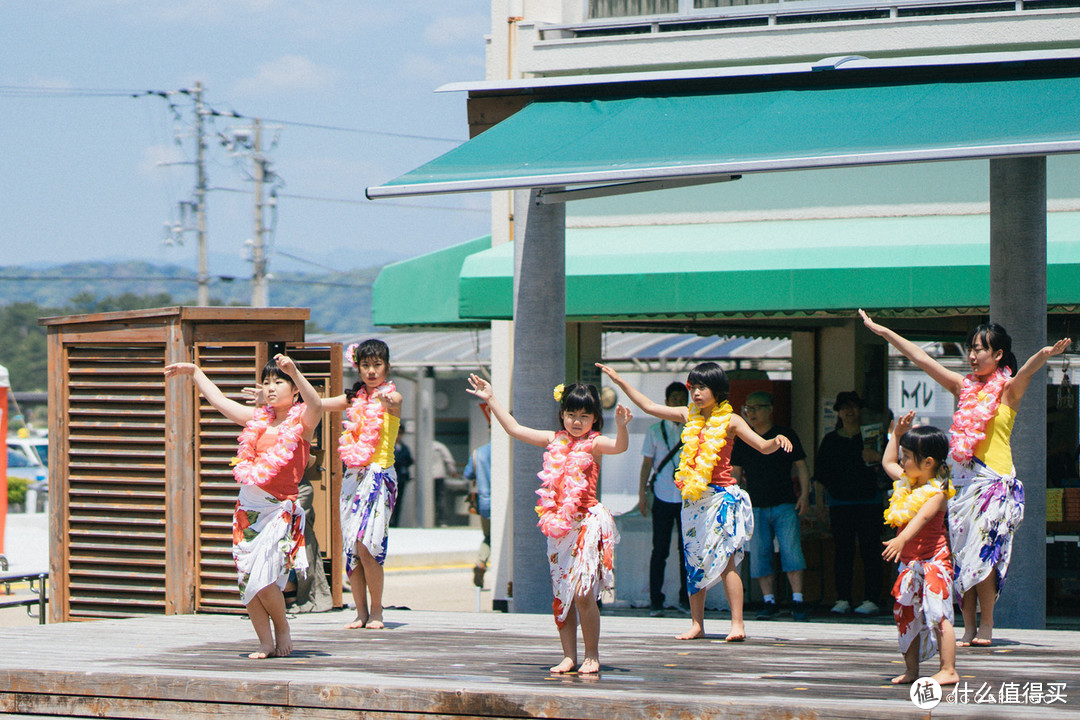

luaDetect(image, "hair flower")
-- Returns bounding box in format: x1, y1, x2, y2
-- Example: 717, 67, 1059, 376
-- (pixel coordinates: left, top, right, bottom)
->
553, 384, 565, 402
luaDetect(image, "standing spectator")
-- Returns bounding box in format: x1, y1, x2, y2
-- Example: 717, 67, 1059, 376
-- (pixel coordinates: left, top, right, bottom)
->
465, 440, 492, 588
731, 391, 811, 621
639, 381, 690, 617
390, 423, 413, 527
432, 439, 459, 525
814, 391, 885, 616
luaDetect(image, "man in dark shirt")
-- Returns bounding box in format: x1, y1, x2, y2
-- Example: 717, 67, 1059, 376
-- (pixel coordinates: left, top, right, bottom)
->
731, 391, 811, 621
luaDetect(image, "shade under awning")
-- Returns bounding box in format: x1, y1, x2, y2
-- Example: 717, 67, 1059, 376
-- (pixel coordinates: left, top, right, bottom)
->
367, 75, 1080, 199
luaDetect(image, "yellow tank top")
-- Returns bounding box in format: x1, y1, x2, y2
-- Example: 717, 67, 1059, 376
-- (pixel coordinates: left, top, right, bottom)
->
973, 400, 1015, 475
371, 414, 400, 469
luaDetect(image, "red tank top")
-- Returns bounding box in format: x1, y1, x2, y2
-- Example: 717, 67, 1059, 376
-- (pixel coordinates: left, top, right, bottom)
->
708, 430, 736, 487
253, 432, 309, 501
900, 510, 948, 563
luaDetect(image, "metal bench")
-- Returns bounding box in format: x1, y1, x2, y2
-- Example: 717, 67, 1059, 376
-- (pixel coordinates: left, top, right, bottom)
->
0, 569, 49, 624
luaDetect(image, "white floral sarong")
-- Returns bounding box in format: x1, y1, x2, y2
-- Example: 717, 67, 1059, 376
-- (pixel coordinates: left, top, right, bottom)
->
340, 464, 397, 572
947, 458, 1025, 599
681, 484, 754, 596
546, 504, 619, 627
893, 544, 954, 662
233, 483, 308, 606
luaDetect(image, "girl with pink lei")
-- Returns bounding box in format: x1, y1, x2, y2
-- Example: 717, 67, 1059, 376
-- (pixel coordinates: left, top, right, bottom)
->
881, 411, 958, 686
466, 375, 631, 675
164, 354, 322, 659
860, 310, 1069, 646
323, 339, 403, 631
597, 362, 792, 643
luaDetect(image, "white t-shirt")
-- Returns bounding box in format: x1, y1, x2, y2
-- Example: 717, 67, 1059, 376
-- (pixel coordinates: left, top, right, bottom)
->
641, 420, 684, 504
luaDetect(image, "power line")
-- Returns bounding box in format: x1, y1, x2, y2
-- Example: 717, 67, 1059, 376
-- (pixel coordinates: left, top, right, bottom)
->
208, 185, 487, 212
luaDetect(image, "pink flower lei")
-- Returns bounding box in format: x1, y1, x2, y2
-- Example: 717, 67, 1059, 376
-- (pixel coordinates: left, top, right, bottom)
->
535, 430, 597, 539
339, 381, 395, 468
232, 402, 307, 487
949, 367, 1010, 464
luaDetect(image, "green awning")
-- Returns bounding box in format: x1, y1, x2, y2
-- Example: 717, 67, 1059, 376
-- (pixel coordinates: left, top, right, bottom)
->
372, 235, 492, 327
367, 76, 1080, 198
444, 213, 1080, 321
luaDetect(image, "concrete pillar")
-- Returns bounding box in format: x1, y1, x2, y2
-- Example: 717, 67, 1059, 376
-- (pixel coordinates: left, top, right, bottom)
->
790, 330, 817, 471
415, 367, 436, 529
990, 156, 1047, 629
510, 188, 565, 614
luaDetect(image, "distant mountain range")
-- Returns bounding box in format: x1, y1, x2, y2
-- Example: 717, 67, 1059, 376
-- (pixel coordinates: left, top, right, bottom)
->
0, 260, 381, 334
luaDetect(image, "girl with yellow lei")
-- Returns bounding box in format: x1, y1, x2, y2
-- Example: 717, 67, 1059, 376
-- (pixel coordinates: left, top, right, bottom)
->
861, 310, 1069, 646
597, 361, 791, 643
165, 354, 323, 660
881, 411, 958, 687
466, 374, 631, 676
323, 339, 403, 631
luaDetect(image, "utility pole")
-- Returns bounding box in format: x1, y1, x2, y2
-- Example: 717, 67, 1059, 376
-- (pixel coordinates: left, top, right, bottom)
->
250, 119, 269, 307
193, 82, 210, 306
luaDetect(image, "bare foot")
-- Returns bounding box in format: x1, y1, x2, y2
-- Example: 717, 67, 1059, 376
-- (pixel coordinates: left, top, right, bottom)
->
725, 632, 746, 643
676, 623, 705, 640
891, 673, 918, 685
365, 615, 385, 630
957, 631, 976, 647
248, 644, 275, 660
345, 613, 368, 630
579, 657, 600, 674
275, 627, 292, 658
932, 669, 960, 686
550, 657, 577, 674
970, 637, 992, 647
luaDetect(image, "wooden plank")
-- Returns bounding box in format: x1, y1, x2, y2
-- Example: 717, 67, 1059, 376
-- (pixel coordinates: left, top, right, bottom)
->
46, 329, 69, 624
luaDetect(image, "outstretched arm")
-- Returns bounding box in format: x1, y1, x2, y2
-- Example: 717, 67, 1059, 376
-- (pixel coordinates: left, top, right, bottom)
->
882, 410, 915, 483
322, 393, 349, 412
730, 415, 792, 454
593, 404, 633, 455
164, 363, 253, 426
465, 374, 553, 448
859, 310, 964, 396
595, 363, 687, 423
1003, 337, 1071, 408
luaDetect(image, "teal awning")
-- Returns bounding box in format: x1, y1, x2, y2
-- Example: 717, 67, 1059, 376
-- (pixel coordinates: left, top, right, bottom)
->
367, 75, 1080, 198
370, 213, 1080, 326
372, 235, 492, 327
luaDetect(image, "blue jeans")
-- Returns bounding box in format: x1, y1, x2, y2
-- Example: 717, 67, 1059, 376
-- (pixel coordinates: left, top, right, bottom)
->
749, 503, 806, 579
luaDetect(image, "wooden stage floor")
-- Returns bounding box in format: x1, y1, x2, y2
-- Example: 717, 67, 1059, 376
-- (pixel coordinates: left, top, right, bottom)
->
0, 608, 1076, 719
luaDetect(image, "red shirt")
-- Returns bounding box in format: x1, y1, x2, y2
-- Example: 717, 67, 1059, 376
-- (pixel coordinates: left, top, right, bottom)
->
253, 431, 309, 501
900, 510, 948, 563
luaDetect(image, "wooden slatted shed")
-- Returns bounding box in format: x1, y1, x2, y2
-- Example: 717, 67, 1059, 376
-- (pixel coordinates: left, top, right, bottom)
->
40, 307, 343, 622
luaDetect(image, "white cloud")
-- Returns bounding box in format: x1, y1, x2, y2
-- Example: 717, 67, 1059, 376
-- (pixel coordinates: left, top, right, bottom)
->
397, 52, 485, 87
232, 55, 341, 97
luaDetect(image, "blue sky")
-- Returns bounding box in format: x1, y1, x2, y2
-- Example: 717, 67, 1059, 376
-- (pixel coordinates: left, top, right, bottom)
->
0, 1, 492, 277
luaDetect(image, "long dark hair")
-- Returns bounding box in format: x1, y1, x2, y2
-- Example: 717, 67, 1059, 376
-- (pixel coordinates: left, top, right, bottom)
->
558, 383, 603, 433
966, 323, 1018, 375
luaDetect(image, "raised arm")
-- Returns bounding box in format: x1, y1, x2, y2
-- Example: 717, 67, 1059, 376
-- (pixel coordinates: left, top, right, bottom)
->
595, 363, 687, 423
729, 414, 792, 455
1003, 337, 1071, 408
859, 310, 964, 396
465, 374, 553, 448
881, 410, 915, 483
593, 404, 632, 455
273, 354, 324, 438
164, 362, 253, 426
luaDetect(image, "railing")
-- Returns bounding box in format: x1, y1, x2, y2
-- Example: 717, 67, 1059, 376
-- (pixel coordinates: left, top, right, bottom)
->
0, 569, 49, 625
557, 0, 1079, 37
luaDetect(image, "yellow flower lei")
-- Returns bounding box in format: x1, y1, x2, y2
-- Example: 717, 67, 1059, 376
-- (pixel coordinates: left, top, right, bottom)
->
883, 474, 956, 528
674, 400, 733, 502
